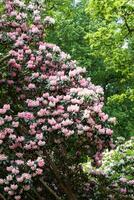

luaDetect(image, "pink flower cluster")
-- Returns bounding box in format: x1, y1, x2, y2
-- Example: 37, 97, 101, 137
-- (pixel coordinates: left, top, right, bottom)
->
0, 104, 10, 115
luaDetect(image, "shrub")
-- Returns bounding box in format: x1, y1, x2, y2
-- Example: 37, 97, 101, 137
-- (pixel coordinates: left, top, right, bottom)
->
0, 0, 114, 199
86, 138, 134, 200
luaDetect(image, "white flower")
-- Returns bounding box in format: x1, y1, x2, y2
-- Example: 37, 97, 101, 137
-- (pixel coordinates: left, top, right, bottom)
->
44, 16, 55, 25
53, 45, 60, 52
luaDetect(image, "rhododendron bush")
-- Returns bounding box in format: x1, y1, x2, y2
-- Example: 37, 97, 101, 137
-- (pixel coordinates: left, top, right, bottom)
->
0, 0, 114, 199
85, 137, 134, 200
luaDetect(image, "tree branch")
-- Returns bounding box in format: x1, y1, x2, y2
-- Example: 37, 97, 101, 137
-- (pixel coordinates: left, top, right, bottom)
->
32, 188, 43, 200
44, 151, 77, 200
27, 193, 36, 200
40, 178, 61, 200
0, 193, 6, 200
0, 54, 10, 64
122, 14, 134, 35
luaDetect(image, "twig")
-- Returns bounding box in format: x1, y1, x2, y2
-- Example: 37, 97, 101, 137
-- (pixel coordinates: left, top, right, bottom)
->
122, 14, 134, 35
39, 178, 61, 200
0, 54, 10, 64
27, 193, 36, 200
0, 148, 3, 154
0, 193, 6, 200
32, 188, 43, 200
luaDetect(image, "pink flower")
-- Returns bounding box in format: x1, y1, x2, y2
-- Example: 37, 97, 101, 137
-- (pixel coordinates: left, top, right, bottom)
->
83, 126, 90, 131
36, 168, 43, 175
12, 121, 19, 127
60, 75, 68, 81
96, 86, 104, 94
6, 166, 13, 172
0, 179, 4, 185
37, 158, 45, 168
5, 128, 14, 134
9, 134, 16, 140
38, 140, 46, 146
99, 113, 108, 122
50, 80, 57, 86
43, 93, 49, 98
16, 153, 23, 158
36, 133, 43, 140
31, 25, 40, 33
28, 83, 36, 89
106, 128, 113, 135
18, 112, 34, 120
16, 177, 24, 183
6, 175, 13, 181
48, 118, 56, 126
33, 72, 39, 78
39, 44, 46, 51
69, 70, 77, 77
8, 191, 14, 196
128, 180, 134, 185
11, 184, 18, 190
79, 79, 88, 87
120, 188, 127, 194
27, 160, 34, 167
71, 98, 83, 104
12, 168, 19, 175
15, 195, 21, 200
0, 119, 4, 126
52, 123, 61, 130
3, 104, 10, 110
15, 160, 24, 165
0, 108, 7, 114
34, 16, 41, 22
5, 115, 12, 121
22, 173, 31, 180
67, 105, 79, 112
0, 154, 7, 161
37, 109, 46, 117
63, 95, 71, 101
99, 128, 105, 134
4, 187, 10, 192
26, 99, 40, 107
120, 178, 127, 183
62, 119, 73, 126
64, 130, 74, 137
17, 136, 24, 142
24, 185, 30, 191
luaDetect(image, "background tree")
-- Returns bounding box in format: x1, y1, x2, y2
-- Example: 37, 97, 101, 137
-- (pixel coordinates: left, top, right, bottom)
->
44, 0, 134, 139
86, 0, 134, 138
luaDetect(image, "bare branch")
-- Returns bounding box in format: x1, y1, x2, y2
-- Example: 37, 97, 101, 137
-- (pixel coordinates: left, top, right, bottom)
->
40, 178, 61, 200
32, 188, 43, 200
